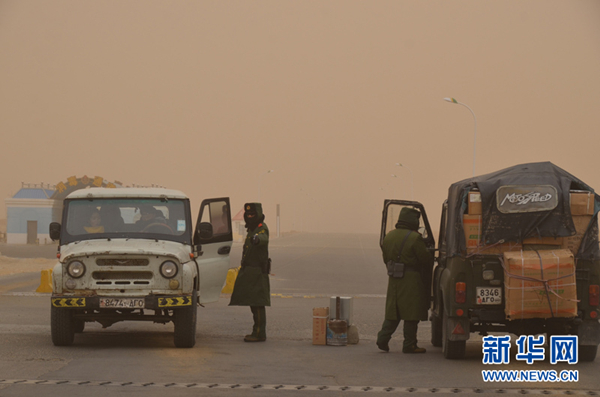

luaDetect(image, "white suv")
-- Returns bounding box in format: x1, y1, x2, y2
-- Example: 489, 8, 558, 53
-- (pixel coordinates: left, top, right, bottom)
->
49, 188, 232, 348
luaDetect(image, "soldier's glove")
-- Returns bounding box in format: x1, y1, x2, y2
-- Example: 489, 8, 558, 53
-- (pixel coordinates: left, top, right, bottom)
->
251, 234, 260, 245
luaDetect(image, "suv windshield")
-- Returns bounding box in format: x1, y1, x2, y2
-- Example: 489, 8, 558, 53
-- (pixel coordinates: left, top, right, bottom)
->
61, 198, 191, 245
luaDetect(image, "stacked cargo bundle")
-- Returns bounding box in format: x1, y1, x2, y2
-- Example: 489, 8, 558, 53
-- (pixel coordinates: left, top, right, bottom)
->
463, 191, 594, 256
503, 249, 578, 320
462, 190, 594, 320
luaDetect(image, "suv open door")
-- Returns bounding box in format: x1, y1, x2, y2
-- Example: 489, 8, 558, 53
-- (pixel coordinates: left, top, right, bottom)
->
193, 197, 233, 304
380, 199, 435, 250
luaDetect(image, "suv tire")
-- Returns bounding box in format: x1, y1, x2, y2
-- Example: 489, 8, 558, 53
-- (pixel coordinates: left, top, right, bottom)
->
579, 345, 598, 362
442, 310, 466, 359
173, 290, 197, 348
74, 318, 85, 333
51, 304, 75, 346
431, 309, 443, 347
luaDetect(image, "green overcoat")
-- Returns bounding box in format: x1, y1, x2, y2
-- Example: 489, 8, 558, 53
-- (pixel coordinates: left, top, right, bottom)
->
229, 220, 271, 307
382, 208, 433, 321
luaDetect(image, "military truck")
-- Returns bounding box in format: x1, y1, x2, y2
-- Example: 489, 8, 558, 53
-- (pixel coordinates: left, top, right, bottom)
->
49, 188, 232, 348
380, 162, 600, 360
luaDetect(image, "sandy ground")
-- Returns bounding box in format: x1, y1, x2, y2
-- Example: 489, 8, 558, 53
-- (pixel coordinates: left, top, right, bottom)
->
0, 255, 56, 277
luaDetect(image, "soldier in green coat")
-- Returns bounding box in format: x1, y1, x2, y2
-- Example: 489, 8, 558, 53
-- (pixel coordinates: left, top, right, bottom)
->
229, 203, 271, 342
376, 207, 433, 353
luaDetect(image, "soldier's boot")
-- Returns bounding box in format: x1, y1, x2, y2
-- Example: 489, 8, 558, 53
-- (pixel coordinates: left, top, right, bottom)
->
376, 319, 400, 352
402, 320, 425, 353
402, 344, 426, 354
245, 306, 266, 342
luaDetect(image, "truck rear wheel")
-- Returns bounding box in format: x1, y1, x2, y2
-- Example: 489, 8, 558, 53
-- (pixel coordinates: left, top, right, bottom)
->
579, 345, 597, 362
431, 310, 443, 347
173, 290, 197, 348
442, 311, 466, 359
51, 304, 75, 346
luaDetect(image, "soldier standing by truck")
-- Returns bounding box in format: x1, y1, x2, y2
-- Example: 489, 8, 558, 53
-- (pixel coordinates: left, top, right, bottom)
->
377, 207, 434, 353
229, 203, 271, 342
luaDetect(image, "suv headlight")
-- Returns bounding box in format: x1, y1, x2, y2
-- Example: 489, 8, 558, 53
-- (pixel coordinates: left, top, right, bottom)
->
67, 261, 86, 278
160, 261, 178, 278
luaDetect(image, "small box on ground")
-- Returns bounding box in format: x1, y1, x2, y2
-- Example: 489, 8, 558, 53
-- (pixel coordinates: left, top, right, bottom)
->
503, 249, 577, 320
329, 296, 353, 325
312, 307, 329, 345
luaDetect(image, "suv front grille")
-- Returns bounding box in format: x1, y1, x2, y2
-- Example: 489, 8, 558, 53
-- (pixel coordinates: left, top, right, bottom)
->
92, 271, 153, 280
96, 259, 149, 267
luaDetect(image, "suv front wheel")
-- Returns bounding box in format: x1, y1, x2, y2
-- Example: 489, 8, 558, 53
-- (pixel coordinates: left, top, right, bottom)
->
579, 344, 598, 362
51, 304, 75, 346
173, 290, 198, 348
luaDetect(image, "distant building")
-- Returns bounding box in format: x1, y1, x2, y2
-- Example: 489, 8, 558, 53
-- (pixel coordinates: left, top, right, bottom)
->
5, 183, 61, 244
232, 208, 245, 242
5, 176, 124, 244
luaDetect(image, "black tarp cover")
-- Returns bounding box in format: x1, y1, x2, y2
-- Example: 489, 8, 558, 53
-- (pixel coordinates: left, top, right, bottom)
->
446, 162, 600, 259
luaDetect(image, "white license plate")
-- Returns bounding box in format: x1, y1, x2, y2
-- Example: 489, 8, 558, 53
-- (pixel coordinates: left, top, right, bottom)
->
476, 287, 502, 305
99, 298, 145, 308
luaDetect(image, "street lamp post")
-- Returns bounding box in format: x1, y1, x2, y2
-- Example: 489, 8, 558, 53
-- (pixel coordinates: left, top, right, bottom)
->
395, 162, 414, 200
443, 97, 477, 177
258, 170, 274, 202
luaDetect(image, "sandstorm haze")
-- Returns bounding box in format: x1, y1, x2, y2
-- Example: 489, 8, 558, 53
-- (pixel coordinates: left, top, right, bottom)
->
1, 1, 599, 234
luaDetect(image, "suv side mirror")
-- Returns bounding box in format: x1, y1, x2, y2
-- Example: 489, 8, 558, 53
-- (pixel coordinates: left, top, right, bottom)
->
49, 222, 61, 241
198, 222, 213, 240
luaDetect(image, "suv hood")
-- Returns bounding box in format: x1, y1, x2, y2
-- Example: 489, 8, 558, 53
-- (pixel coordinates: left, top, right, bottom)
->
60, 239, 192, 264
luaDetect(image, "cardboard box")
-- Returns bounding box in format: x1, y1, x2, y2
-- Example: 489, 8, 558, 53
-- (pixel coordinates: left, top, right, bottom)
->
571, 192, 594, 216
523, 236, 563, 246
468, 191, 482, 215
562, 215, 593, 255
471, 242, 523, 255
463, 214, 482, 248
312, 307, 329, 345
464, 215, 522, 254
503, 249, 577, 320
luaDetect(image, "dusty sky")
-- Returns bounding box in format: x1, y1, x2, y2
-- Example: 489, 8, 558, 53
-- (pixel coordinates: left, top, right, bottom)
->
1, 1, 600, 235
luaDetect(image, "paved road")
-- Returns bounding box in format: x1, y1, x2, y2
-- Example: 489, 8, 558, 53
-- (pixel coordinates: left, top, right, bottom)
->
0, 233, 598, 396
0, 243, 58, 259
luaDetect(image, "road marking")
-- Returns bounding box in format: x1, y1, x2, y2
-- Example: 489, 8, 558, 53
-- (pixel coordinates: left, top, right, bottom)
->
0, 292, 46, 297
0, 292, 386, 298
0, 379, 595, 394
270, 293, 386, 299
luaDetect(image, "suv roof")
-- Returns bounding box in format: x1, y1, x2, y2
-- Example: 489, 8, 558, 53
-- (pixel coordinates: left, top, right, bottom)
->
445, 161, 599, 259
66, 187, 188, 200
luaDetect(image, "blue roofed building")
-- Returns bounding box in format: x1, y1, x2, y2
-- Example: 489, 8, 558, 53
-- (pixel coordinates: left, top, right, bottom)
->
5, 183, 62, 244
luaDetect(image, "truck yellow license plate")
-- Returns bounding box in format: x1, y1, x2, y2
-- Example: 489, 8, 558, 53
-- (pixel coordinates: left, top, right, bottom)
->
476, 287, 502, 305
99, 298, 145, 308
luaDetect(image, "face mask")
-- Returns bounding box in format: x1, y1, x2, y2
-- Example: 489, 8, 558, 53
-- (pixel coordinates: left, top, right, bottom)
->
244, 212, 259, 229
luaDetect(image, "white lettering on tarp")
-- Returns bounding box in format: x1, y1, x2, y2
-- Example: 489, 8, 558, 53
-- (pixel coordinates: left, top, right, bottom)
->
500, 192, 553, 207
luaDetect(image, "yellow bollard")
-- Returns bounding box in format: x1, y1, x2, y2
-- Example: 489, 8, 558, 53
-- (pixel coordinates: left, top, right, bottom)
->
36, 269, 53, 293
221, 267, 240, 294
